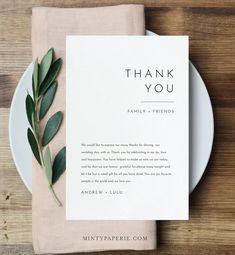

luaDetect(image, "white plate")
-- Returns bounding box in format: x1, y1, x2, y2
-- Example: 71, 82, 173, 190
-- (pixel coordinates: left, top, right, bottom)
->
9, 31, 214, 194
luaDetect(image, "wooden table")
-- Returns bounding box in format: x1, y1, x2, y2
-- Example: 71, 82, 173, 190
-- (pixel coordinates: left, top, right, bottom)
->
0, 1, 235, 254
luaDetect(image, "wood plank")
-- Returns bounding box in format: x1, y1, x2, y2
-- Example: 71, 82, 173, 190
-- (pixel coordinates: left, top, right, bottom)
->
0, 109, 31, 212
1, 245, 235, 255
1, 0, 235, 10
0, 245, 34, 255
0, 210, 32, 245
1, 206, 235, 246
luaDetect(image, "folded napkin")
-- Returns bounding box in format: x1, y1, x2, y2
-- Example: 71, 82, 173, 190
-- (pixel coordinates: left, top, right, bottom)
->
32, 5, 157, 254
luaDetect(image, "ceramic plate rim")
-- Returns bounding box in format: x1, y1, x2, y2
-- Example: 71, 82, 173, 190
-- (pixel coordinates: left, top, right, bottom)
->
9, 30, 214, 194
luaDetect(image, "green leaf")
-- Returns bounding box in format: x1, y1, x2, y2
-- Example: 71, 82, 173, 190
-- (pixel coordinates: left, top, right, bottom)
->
33, 59, 39, 97
39, 81, 57, 120
27, 128, 41, 165
42, 111, 62, 146
39, 48, 54, 85
43, 147, 52, 185
25, 94, 35, 128
39, 58, 62, 96
52, 146, 66, 184
32, 77, 35, 99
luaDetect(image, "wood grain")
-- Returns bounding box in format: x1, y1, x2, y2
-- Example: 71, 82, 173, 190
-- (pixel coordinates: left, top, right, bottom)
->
0, 1, 235, 255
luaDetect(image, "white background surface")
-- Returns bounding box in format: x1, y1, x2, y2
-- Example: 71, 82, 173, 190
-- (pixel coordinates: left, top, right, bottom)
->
66, 36, 189, 220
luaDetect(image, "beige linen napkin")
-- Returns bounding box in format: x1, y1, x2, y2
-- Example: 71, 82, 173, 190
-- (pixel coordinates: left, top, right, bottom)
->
32, 5, 157, 254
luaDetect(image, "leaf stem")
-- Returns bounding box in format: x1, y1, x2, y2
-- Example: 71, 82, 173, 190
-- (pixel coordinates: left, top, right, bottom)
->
33, 96, 44, 166
49, 185, 62, 207
33, 95, 62, 207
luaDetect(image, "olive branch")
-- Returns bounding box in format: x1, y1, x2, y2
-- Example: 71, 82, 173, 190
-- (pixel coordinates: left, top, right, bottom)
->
26, 48, 66, 206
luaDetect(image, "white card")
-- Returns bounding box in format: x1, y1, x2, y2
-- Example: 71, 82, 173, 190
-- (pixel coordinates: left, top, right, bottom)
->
66, 36, 189, 220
